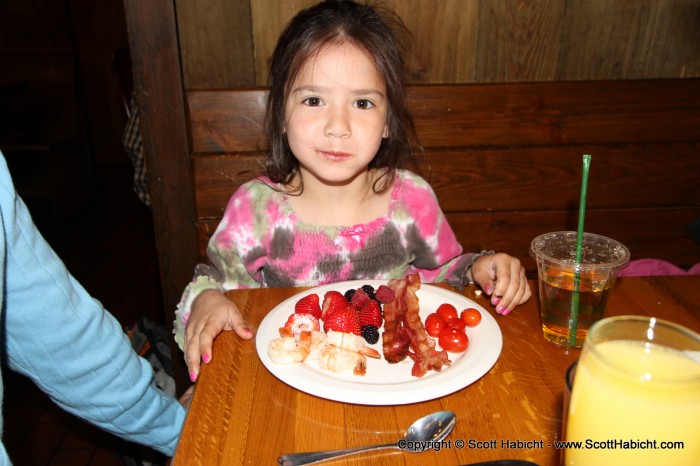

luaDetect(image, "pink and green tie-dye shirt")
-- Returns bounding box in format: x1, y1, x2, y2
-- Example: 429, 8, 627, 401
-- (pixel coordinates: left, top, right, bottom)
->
174, 169, 483, 348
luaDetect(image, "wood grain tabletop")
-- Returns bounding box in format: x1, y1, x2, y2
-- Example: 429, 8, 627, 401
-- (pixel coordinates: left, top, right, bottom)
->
173, 276, 700, 466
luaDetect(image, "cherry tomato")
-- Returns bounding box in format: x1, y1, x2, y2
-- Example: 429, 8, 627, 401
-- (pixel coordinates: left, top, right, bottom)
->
425, 313, 446, 337
446, 317, 466, 331
436, 303, 458, 322
438, 327, 469, 352
461, 308, 482, 327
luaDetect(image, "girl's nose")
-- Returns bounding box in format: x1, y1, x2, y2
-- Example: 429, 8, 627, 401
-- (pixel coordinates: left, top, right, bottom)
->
324, 107, 351, 138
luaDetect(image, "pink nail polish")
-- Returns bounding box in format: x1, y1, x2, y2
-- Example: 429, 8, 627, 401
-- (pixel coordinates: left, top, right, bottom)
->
486, 284, 494, 294
496, 306, 505, 314
491, 297, 500, 306
189, 371, 198, 382
502, 308, 512, 316
202, 353, 211, 363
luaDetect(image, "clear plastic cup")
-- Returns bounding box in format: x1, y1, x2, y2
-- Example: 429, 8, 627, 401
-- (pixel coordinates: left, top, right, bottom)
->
530, 231, 629, 348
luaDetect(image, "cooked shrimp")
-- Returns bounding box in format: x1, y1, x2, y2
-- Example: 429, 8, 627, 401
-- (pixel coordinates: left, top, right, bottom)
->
268, 330, 312, 365
317, 331, 381, 376
319, 345, 368, 376
305, 330, 328, 361
326, 330, 380, 358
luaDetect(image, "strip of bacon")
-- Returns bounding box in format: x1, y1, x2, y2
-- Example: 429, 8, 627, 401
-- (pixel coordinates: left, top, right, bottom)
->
382, 274, 451, 377
381, 277, 411, 363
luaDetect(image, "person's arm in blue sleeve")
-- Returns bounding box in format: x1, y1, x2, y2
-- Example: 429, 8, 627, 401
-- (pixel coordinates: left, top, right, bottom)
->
0, 152, 185, 457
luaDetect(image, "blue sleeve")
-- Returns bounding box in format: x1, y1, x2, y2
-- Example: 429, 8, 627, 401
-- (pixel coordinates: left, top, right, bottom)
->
0, 153, 184, 456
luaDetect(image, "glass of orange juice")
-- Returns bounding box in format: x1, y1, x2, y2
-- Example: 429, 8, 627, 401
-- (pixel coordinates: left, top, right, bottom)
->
564, 316, 700, 465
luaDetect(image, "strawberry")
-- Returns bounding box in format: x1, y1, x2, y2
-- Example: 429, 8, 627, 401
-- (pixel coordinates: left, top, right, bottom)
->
359, 300, 382, 328
322, 291, 351, 319
323, 308, 361, 335
280, 313, 320, 337
375, 285, 395, 304
350, 288, 371, 310
295, 293, 321, 319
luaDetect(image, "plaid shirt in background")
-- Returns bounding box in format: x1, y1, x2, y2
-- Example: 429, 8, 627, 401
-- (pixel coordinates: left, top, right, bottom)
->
122, 96, 151, 207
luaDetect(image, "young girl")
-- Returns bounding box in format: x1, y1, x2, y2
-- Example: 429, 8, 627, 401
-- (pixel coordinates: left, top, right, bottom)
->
176, 0, 531, 381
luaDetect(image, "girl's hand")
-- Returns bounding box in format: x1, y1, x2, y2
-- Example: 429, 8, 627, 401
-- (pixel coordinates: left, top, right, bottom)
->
471, 253, 532, 316
185, 289, 253, 381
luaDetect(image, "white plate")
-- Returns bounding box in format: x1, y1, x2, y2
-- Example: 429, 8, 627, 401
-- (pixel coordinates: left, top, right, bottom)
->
255, 280, 502, 405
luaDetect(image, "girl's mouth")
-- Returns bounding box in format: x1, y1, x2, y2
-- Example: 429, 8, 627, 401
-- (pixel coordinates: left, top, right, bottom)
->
319, 150, 352, 161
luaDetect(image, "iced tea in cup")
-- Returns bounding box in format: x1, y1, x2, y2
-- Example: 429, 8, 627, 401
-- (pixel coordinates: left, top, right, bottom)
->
564, 316, 700, 465
530, 231, 629, 348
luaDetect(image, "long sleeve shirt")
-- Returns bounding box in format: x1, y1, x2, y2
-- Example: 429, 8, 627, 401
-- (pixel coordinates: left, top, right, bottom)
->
175, 169, 480, 349
0, 153, 184, 463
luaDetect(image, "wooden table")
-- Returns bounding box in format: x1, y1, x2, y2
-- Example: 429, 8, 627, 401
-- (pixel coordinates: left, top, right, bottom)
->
172, 276, 700, 466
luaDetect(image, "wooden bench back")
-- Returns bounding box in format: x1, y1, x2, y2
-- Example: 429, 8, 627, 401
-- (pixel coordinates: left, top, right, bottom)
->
187, 79, 700, 274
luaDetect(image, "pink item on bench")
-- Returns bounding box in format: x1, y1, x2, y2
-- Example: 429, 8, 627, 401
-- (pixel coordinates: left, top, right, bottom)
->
618, 258, 699, 277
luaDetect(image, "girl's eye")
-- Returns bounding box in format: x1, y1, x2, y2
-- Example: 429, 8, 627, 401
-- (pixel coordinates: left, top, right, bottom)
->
302, 97, 323, 107
354, 99, 375, 109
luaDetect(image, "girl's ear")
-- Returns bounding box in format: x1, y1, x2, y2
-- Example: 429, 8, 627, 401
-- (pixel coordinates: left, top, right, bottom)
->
383, 123, 389, 138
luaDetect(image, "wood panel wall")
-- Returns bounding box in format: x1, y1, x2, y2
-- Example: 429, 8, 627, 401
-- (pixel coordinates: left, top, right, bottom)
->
186, 80, 700, 274
175, 0, 700, 89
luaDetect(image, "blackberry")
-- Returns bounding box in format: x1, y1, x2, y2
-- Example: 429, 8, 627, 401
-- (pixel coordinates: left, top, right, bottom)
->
360, 284, 376, 301
343, 289, 356, 302
361, 325, 380, 344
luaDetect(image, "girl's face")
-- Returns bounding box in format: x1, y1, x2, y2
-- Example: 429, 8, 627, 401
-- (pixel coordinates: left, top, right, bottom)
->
284, 42, 389, 187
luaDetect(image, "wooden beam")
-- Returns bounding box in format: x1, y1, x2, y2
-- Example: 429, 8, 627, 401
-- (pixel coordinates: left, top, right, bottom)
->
123, 0, 195, 392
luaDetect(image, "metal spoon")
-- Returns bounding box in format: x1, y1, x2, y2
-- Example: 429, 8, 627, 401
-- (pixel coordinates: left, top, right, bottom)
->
278, 410, 456, 466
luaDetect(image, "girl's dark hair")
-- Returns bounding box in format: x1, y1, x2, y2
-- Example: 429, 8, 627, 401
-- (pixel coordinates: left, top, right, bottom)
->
264, 0, 417, 191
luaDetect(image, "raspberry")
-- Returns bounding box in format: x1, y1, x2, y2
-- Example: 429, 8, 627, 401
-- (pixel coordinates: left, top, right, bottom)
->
375, 285, 395, 304
294, 294, 321, 319
361, 325, 379, 344
351, 288, 371, 309
359, 300, 382, 328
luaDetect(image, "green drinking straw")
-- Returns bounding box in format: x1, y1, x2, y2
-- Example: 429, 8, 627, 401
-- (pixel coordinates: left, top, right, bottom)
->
569, 154, 591, 347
